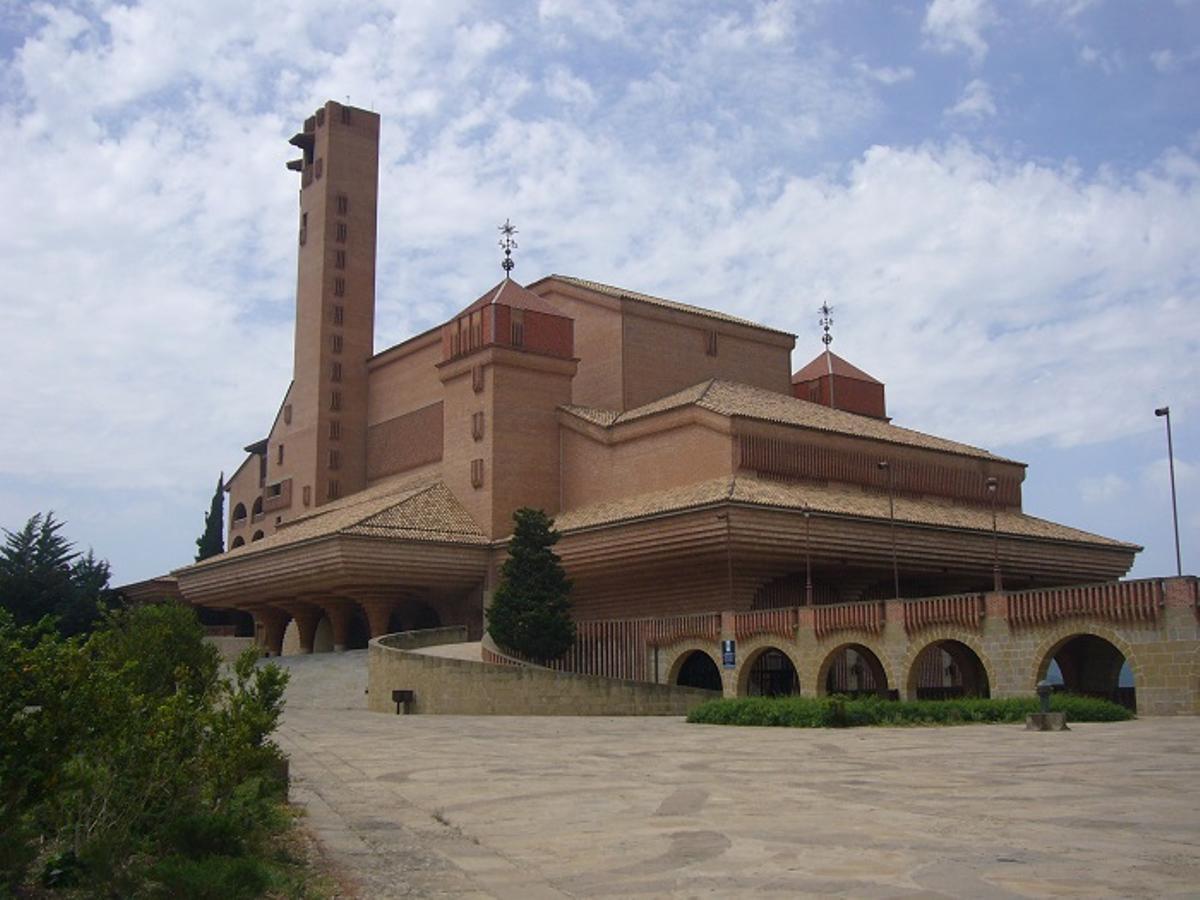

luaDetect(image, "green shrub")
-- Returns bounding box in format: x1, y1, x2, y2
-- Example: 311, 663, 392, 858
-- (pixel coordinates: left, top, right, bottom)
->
149, 853, 274, 900
686, 693, 1134, 727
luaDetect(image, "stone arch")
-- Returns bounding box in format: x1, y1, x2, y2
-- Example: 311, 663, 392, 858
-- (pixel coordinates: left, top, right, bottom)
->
252, 496, 263, 517
816, 641, 892, 697
1032, 626, 1138, 709
231, 535, 245, 548
312, 614, 334, 653
736, 641, 802, 697
232, 502, 247, 523
659, 639, 724, 688
901, 630, 996, 701
671, 649, 723, 691
1029, 624, 1140, 694
251, 530, 265, 542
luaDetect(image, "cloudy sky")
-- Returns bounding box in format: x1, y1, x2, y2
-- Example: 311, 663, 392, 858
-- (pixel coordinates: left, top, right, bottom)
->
1, 0, 1197, 585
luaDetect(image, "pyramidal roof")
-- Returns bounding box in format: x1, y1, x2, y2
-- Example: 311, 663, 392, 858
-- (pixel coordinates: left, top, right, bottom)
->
792, 350, 881, 385
457, 279, 565, 318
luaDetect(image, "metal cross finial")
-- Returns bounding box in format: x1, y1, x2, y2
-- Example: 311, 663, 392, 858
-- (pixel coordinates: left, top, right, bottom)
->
819, 302, 834, 347
498, 219, 518, 277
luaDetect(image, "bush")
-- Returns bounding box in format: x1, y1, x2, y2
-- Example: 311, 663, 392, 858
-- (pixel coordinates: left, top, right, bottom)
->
686, 693, 1134, 727
0, 603, 293, 895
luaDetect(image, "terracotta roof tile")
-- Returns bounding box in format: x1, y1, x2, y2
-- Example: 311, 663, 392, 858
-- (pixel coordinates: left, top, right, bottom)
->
549, 275, 794, 335
555, 473, 1135, 548
182, 475, 486, 572
562, 379, 1015, 463
792, 350, 882, 384
459, 279, 564, 317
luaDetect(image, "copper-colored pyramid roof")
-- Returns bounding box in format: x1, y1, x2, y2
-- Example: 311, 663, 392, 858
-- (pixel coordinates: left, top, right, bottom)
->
457, 279, 565, 318
792, 351, 881, 385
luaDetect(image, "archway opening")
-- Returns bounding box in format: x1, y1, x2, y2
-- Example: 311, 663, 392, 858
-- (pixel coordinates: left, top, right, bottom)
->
1042, 634, 1134, 711
911, 640, 990, 700
231, 535, 245, 548
345, 611, 370, 650
231, 502, 247, 523
675, 651, 722, 691
387, 600, 443, 634
745, 647, 799, 697
822, 644, 889, 698
251, 530, 264, 542
252, 496, 263, 517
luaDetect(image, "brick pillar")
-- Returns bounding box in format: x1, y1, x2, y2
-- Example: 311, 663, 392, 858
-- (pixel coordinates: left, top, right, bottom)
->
324, 603, 352, 652
360, 600, 394, 640
290, 608, 322, 654
254, 609, 287, 657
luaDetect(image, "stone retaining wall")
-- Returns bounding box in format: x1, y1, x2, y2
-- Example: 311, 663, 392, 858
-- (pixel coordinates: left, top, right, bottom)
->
367, 631, 717, 715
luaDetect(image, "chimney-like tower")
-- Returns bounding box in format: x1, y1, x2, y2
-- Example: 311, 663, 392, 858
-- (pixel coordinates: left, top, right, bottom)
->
286, 101, 379, 506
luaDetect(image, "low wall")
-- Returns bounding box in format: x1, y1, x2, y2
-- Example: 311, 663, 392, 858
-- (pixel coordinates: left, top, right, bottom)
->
367, 631, 718, 716
205, 635, 255, 662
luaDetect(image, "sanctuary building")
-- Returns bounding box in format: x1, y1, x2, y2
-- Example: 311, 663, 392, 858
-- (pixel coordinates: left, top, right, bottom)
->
152, 102, 1199, 715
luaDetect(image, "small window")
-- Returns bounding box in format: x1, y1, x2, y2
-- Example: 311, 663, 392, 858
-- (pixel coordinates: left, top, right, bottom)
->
334, 249, 346, 269
336, 194, 349, 215
327, 479, 340, 500
276, 444, 284, 465
232, 502, 247, 522
335, 222, 347, 243
470, 458, 484, 489
328, 449, 341, 470
333, 305, 344, 325
511, 308, 524, 347
472, 365, 485, 393
252, 530, 264, 542
329, 419, 341, 440
314, 158, 323, 180
334, 277, 345, 297
231, 535, 245, 548
331, 333, 343, 354
283, 404, 292, 425
705, 329, 718, 356
299, 212, 307, 246
252, 496, 263, 517
331, 361, 342, 382
302, 485, 312, 506
472, 411, 484, 441
265, 482, 282, 499
330, 390, 341, 411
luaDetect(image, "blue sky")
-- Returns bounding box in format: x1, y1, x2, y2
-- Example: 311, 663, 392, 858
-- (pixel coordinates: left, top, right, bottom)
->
1, 0, 1196, 585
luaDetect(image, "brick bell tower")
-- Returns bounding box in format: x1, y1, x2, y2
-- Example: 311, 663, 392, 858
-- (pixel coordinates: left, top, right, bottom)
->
286, 101, 379, 507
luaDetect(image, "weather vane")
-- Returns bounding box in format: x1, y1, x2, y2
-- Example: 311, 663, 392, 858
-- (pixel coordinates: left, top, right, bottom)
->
498, 219, 518, 277
819, 302, 833, 347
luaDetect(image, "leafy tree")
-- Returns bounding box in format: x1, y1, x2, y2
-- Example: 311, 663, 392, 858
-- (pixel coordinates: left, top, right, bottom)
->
195, 472, 225, 561
486, 507, 576, 663
0, 512, 113, 637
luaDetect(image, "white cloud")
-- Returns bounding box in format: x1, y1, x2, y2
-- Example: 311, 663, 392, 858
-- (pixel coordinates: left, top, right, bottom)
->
922, 0, 998, 65
854, 61, 916, 85
1080, 474, 1129, 504
544, 65, 596, 107
945, 78, 997, 119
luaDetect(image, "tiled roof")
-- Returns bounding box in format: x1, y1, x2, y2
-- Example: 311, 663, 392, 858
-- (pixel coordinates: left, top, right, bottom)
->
183, 476, 486, 571
792, 350, 882, 384
554, 473, 1136, 548
562, 379, 1015, 463
548, 275, 794, 335
459, 279, 564, 317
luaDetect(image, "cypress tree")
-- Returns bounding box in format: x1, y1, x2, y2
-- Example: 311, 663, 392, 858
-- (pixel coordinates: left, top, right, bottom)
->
486, 507, 575, 663
194, 473, 225, 561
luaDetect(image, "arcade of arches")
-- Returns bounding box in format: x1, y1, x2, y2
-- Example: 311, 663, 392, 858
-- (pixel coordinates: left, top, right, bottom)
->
656, 578, 1200, 715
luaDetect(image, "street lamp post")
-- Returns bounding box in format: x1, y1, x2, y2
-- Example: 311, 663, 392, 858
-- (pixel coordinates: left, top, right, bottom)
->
1155, 406, 1183, 577
803, 504, 813, 606
877, 460, 900, 599
986, 476, 1002, 592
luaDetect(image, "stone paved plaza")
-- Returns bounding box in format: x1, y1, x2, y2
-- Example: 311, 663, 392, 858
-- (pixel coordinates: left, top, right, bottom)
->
278, 707, 1200, 898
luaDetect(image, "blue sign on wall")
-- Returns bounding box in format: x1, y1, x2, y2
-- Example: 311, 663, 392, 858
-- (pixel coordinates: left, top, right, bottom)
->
722, 639, 736, 668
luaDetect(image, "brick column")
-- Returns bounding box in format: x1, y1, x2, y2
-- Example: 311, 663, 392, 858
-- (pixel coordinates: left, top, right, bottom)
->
324, 603, 353, 652
253, 609, 287, 657
289, 608, 322, 654
360, 600, 394, 640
